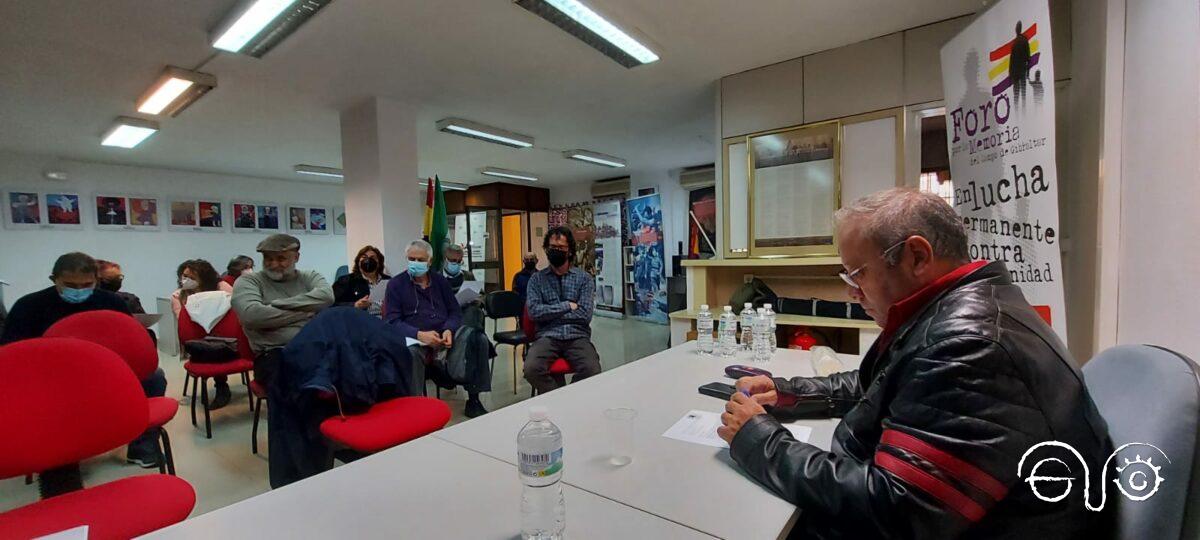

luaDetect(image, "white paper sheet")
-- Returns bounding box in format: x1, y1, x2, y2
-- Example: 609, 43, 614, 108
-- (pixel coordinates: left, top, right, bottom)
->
455, 280, 483, 305
662, 410, 812, 449
406, 337, 421, 347
35, 525, 88, 540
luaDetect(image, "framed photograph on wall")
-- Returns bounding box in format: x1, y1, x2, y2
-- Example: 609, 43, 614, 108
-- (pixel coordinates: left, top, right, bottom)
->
169, 200, 198, 230
257, 204, 280, 231
94, 195, 128, 228
45, 192, 82, 229
4, 190, 42, 230
333, 206, 346, 235
287, 205, 308, 232
232, 203, 258, 233
198, 200, 223, 230
128, 197, 159, 229
748, 120, 841, 257
307, 206, 330, 235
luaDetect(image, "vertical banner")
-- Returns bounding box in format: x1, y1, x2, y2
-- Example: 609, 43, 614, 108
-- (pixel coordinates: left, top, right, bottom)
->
592, 199, 625, 316
941, 0, 1067, 341
626, 194, 667, 324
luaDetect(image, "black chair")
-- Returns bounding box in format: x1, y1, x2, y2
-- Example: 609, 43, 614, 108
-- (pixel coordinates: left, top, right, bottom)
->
483, 291, 531, 393
1083, 345, 1200, 539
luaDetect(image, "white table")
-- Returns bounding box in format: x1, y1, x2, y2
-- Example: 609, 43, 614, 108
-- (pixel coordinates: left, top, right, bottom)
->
435, 344, 862, 540
145, 436, 714, 539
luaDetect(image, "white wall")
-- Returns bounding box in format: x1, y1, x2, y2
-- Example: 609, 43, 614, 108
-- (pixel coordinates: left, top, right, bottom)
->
0, 151, 347, 312
1114, 0, 1200, 360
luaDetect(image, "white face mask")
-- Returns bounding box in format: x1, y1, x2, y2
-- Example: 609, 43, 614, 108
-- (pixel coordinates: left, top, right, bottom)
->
179, 277, 199, 290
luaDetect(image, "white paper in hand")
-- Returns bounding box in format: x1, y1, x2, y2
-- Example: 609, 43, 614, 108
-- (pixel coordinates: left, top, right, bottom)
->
455, 280, 483, 305
662, 410, 812, 449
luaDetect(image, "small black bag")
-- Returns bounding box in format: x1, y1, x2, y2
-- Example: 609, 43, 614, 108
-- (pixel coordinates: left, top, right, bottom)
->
183, 336, 239, 363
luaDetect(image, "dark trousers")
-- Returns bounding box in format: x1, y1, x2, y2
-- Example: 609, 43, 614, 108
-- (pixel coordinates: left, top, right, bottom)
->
524, 337, 600, 394
127, 368, 168, 454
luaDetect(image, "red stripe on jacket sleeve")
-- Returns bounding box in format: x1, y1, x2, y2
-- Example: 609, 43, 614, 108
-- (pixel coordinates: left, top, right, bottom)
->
875, 451, 987, 522
881, 429, 1008, 501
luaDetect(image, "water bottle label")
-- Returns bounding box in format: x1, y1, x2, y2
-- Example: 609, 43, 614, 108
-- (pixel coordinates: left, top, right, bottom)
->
519, 448, 564, 478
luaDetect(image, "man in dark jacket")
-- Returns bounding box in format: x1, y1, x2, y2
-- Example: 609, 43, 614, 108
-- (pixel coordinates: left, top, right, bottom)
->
719, 188, 1113, 539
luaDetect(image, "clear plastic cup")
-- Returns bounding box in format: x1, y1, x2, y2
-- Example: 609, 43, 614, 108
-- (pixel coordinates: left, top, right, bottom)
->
604, 407, 637, 466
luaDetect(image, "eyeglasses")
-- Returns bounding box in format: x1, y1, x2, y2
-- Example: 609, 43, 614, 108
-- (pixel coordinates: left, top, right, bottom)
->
838, 240, 907, 290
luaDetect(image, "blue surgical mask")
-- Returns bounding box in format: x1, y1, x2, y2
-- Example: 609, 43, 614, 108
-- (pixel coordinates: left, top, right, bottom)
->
408, 260, 429, 277
445, 262, 462, 276
60, 286, 94, 304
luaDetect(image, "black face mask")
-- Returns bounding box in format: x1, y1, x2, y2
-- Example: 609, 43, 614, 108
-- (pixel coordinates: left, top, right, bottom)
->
360, 258, 379, 273
546, 248, 569, 268
523, 261, 537, 271
98, 278, 122, 292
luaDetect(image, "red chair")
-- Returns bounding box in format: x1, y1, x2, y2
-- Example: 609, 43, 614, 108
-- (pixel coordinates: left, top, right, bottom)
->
45, 311, 180, 475
319, 397, 451, 456
520, 307, 575, 396
177, 308, 255, 438
0, 338, 195, 539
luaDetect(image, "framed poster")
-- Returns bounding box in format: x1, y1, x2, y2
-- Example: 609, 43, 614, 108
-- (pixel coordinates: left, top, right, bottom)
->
198, 200, 223, 230
625, 194, 668, 324
169, 200, 198, 230
94, 195, 128, 228
128, 197, 159, 229
45, 192, 82, 229
307, 206, 330, 235
232, 203, 257, 232
287, 206, 308, 232
748, 120, 840, 257
4, 190, 42, 229
333, 206, 347, 235
257, 204, 280, 231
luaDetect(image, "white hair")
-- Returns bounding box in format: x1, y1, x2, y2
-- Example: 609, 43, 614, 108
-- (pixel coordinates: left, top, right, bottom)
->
833, 188, 969, 264
407, 239, 433, 259
444, 243, 465, 256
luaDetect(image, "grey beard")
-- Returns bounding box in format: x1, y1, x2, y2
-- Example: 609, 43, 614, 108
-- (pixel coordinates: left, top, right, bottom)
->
264, 268, 297, 281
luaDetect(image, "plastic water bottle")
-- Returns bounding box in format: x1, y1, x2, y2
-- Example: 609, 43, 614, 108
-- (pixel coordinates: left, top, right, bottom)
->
519, 406, 565, 540
811, 345, 844, 377
718, 306, 737, 357
763, 303, 778, 353
740, 302, 755, 351
696, 304, 714, 355
753, 308, 771, 363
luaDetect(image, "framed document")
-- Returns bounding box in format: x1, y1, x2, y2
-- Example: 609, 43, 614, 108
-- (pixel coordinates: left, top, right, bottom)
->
748, 120, 840, 257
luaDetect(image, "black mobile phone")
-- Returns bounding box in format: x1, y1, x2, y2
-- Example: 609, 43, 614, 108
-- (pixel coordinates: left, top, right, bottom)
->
698, 382, 738, 401
725, 365, 773, 379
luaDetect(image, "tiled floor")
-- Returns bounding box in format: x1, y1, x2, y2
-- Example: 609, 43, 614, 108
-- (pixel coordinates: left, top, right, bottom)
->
0, 316, 670, 517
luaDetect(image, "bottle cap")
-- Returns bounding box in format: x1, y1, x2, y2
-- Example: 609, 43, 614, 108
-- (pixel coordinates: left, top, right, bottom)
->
723, 305, 733, 311
744, 302, 753, 307
757, 308, 766, 314
700, 304, 709, 310
764, 303, 773, 309
529, 406, 549, 421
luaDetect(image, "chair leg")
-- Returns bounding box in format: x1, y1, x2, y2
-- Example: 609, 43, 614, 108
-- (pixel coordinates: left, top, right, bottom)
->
189, 375, 198, 427
512, 345, 521, 394
246, 378, 255, 412
160, 428, 176, 475
252, 397, 263, 455
182, 372, 190, 396
200, 377, 212, 439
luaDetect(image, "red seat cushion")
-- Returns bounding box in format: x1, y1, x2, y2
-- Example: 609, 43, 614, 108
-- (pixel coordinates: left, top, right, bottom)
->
0, 474, 195, 540
248, 379, 267, 399
320, 397, 451, 453
147, 397, 179, 428
183, 359, 254, 377
548, 358, 572, 375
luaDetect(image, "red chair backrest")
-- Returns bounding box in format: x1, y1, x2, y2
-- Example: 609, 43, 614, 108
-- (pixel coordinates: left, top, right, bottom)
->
521, 306, 537, 342
45, 310, 158, 380
178, 307, 254, 360
0, 338, 147, 479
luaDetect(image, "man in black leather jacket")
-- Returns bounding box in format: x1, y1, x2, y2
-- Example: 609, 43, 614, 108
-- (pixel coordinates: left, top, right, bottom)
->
719, 188, 1114, 539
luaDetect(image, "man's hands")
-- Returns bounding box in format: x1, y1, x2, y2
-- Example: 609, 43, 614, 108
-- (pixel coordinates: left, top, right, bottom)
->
735, 375, 779, 406
717, 392, 768, 444
441, 329, 453, 348
417, 329, 454, 349
354, 297, 372, 310
568, 301, 579, 311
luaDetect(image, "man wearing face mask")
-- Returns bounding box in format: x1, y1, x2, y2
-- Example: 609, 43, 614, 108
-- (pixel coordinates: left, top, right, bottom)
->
441, 243, 477, 294
1, 252, 130, 345
232, 234, 335, 384
96, 259, 146, 315
512, 252, 538, 302
524, 227, 600, 394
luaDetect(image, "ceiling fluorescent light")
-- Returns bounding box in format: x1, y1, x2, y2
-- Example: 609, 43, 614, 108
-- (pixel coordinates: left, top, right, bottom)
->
294, 164, 343, 178
136, 66, 217, 117
481, 167, 539, 182
211, 0, 332, 58
419, 179, 469, 191
515, 0, 659, 68
101, 117, 159, 148
437, 118, 534, 148
564, 149, 626, 168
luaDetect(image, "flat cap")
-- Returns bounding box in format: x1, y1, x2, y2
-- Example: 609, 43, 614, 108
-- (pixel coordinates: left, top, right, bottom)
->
256, 233, 301, 252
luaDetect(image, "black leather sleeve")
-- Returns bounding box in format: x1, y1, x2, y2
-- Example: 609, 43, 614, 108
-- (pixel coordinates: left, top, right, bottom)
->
773, 370, 863, 417
731, 336, 1049, 539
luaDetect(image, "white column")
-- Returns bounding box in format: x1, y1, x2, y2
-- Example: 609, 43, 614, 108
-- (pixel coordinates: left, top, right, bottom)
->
339, 97, 424, 273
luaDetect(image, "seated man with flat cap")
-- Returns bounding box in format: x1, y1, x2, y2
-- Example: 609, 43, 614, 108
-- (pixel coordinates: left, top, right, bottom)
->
232, 233, 335, 383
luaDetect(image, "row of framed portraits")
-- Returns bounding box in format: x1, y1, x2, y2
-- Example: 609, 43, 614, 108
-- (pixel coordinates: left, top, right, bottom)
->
3, 190, 347, 235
